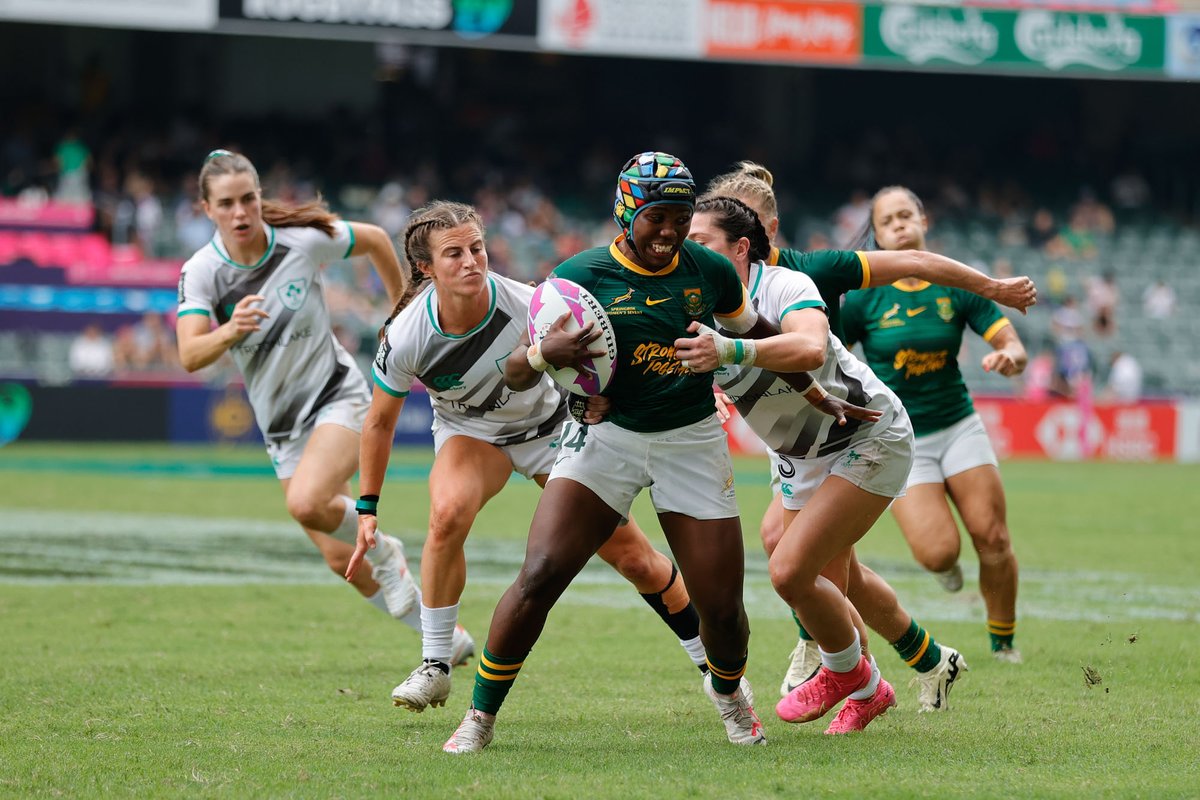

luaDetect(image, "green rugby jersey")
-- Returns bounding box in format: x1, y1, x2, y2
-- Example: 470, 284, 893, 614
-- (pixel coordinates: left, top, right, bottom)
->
769, 247, 870, 341
841, 281, 1010, 437
552, 238, 747, 433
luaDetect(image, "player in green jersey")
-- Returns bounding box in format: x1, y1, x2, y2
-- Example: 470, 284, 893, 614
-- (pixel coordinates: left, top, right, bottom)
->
443, 152, 770, 754
841, 186, 1028, 663
706, 161, 1037, 684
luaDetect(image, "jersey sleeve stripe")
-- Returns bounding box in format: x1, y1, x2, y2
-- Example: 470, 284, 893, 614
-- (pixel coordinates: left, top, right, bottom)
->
855, 252, 871, 290
780, 300, 826, 322
177, 308, 210, 317
342, 222, 356, 260
982, 317, 1011, 342
372, 371, 409, 398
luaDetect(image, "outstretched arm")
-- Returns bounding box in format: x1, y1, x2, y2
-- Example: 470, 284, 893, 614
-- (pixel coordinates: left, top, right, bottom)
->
864, 249, 1038, 314
348, 222, 405, 306
346, 387, 405, 580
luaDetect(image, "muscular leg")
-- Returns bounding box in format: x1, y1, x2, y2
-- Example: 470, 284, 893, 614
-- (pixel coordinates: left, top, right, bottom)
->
768, 476, 891, 653
947, 465, 1019, 647
658, 512, 749, 678
283, 424, 378, 597
889, 483, 963, 574
759, 493, 787, 556
424, 437, 513, 607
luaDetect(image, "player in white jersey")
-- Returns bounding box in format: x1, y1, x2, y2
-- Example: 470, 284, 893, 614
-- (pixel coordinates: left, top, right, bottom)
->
174, 150, 462, 668
346, 201, 710, 714
678, 195, 921, 734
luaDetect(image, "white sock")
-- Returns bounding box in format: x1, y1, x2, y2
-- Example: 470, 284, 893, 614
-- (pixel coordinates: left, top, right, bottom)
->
680, 635, 707, 668
421, 602, 459, 664
819, 630, 863, 673
364, 580, 424, 633
329, 495, 358, 545
848, 656, 881, 700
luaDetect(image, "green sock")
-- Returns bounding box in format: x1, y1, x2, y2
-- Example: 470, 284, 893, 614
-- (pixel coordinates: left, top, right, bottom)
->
471, 647, 527, 715
988, 619, 1016, 651
705, 654, 747, 695
892, 618, 943, 673
792, 610, 814, 641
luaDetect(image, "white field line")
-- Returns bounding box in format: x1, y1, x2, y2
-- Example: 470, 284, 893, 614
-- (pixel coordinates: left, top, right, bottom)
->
1, 509, 1196, 623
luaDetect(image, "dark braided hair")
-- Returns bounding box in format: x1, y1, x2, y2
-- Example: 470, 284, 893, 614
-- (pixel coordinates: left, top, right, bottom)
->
379, 201, 486, 341
847, 185, 926, 251
695, 194, 772, 264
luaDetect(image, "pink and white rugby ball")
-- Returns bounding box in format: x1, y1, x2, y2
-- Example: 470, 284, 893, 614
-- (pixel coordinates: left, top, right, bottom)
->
527, 277, 617, 396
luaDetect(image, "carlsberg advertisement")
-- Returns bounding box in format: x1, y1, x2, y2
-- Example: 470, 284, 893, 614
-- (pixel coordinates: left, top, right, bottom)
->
864, 4, 1165, 75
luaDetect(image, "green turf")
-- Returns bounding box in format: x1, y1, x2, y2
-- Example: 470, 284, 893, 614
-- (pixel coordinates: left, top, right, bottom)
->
1, 443, 1198, 798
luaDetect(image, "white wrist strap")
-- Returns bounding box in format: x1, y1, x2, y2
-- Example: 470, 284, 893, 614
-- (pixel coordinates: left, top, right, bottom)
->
526, 343, 550, 372
803, 381, 828, 405
694, 323, 756, 367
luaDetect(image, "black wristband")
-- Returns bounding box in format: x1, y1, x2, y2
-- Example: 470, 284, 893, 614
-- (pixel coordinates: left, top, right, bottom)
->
356, 495, 379, 515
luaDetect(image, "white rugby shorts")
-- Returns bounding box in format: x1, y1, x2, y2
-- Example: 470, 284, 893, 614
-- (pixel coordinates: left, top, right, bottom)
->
265, 394, 369, 480
770, 411, 914, 510
434, 426, 559, 480
906, 412, 998, 487
548, 415, 739, 521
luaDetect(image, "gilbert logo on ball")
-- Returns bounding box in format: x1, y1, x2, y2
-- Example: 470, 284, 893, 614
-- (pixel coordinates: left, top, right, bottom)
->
528, 278, 618, 396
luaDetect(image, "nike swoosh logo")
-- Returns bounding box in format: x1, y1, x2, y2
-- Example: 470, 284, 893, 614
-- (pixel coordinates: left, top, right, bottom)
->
646, 297, 670, 306
907, 307, 927, 317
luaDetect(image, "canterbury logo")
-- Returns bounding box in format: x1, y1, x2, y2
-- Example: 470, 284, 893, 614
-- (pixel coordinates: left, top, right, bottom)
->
907, 306, 927, 317
646, 297, 670, 306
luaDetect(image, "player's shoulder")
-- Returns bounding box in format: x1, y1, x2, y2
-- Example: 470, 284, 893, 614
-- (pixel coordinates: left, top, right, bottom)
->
761, 261, 819, 294
181, 243, 220, 275
681, 239, 737, 280
274, 222, 337, 250
491, 271, 535, 300
552, 245, 613, 285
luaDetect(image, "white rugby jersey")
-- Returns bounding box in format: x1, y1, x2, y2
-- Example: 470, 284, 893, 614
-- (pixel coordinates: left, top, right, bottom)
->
714, 262, 905, 459
177, 221, 369, 443
372, 273, 568, 445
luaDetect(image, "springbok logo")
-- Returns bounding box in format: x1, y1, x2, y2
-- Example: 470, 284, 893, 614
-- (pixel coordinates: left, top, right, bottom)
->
277, 278, 309, 311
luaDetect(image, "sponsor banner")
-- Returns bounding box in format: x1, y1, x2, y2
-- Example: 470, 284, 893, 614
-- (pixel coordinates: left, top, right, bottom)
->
864, 4, 1166, 75
219, 0, 536, 38
538, 0, 704, 57
974, 398, 1177, 461
1166, 14, 1200, 77
704, 0, 862, 63
0, 0, 216, 29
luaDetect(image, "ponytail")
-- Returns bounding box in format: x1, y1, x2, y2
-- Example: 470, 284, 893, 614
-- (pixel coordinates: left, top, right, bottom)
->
199, 148, 339, 238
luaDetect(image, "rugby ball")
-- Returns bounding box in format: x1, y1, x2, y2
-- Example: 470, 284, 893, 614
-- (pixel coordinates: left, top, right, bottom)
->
527, 277, 617, 396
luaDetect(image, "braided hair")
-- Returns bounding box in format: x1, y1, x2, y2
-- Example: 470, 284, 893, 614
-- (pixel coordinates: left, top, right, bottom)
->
694, 194, 771, 264
379, 201, 486, 340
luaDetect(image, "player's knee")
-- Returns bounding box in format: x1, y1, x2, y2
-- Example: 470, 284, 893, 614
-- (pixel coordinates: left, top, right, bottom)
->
285, 493, 326, 530
515, 553, 570, 607
913, 539, 960, 573
759, 518, 785, 556
972, 522, 1013, 564
427, 496, 475, 545
609, 549, 656, 587
768, 555, 813, 604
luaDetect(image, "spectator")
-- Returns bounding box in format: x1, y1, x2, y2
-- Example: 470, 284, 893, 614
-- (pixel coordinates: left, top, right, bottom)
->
1052, 295, 1085, 341
113, 312, 176, 370
1022, 345, 1056, 401
54, 127, 91, 203
1110, 169, 1150, 211
1085, 270, 1119, 337
371, 181, 410, 239
1047, 209, 1099, 260
1142, 279, 1177, 319
1072, 189, 1115, 236
68, 324, 115, 378
1104, 351, 1143, 403
1026, 208, 1058, 250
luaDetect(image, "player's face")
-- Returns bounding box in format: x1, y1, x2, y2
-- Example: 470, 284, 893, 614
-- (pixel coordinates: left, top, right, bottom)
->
871, 190, 927, 251
203, 172, 263, 246
423, 223, 488, 296
687, 213, 748, 274
630, 204, 692, 270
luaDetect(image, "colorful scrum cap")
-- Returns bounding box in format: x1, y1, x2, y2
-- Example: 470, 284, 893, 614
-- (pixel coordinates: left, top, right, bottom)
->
612, 151, 696, 232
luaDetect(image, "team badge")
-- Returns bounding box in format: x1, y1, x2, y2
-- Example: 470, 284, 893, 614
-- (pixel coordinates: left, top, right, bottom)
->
937, 296, 955, 322
278, 278, 309, 311
683, 288, 704, 317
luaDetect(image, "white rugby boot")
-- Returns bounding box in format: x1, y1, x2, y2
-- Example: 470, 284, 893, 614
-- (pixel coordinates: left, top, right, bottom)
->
779, 637, 822, 697
392, 662, 452, 712
450, 624, 476, 667
371, 534, 417, 619
704, 674, 766, 745
443, 708, 495, 754
912, 646, 969, 712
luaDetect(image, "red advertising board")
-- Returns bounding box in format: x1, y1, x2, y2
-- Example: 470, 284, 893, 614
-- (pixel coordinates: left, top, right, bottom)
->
704, 0, 862, 62
971, 398, 1176, 461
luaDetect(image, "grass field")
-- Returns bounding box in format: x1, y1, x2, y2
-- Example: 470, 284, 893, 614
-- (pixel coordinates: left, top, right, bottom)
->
2, 442, 1199, 798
